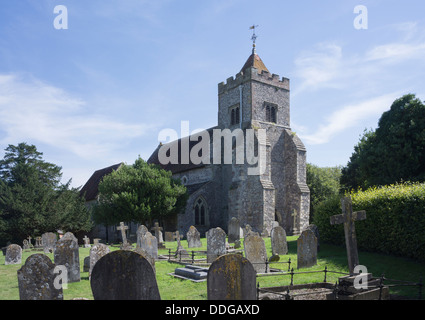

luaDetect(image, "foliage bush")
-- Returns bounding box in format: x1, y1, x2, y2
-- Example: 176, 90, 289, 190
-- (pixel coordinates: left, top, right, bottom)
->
313, 183, 425, 262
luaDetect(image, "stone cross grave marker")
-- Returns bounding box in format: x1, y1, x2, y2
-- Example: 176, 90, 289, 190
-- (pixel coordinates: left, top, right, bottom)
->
297, 228, 317, 269
330, 197, 366, 275
228, 217, 240, 243
5, 244, 22, 265
151, 222, 164, 248
17, 254, 63, 300
187, 225, 202, 248
54, 238, 80, 283
117, 222, 129, 245
27, 236, 32, 248
90, 250, 161, 300
35, 237, 42, 249
244, 234, 268, 273
206, 227, 226, 263
271, 226, 288, 255
207, 253, 257, 300
83, 235, 91, 248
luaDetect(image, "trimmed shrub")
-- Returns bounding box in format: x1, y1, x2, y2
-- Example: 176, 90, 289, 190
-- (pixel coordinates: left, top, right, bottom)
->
313, 183, 425, 262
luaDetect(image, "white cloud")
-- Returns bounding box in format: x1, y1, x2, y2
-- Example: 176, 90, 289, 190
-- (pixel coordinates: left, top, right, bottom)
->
365, 42, 425, 62
297, 93, 399, 145
0, 73, 152, 159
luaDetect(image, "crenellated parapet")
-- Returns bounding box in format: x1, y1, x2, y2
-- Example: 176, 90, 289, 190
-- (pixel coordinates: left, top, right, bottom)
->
218, 67, 290, 94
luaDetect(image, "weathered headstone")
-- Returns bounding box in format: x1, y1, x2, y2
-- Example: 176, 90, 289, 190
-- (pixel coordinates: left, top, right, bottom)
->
207, 253, 257, 300
54, 239, 80, 283
93, 238, 101, 245
164, 231, 174, 242
206, 227, 226, 263
23, 240, 30, 250
42, 232, 57, 253
297, 229, 317, 269
140, 231, 158, 260
83, 256, 90, 272
89, 243, 110, 277
17, 254, 63, 300
136, 225, 148, 248
330, 197, 366, 275
134, 247, 156, 273
83, 235, 91, 248
5, 244, 22, 265
62, 232, 78, 243
306, 224, 320, 252
271, 226, 288, 255
90, 250, 161, 300
228, 217, 241, 243
244, 234, 268, 273
187, 226, 202, 248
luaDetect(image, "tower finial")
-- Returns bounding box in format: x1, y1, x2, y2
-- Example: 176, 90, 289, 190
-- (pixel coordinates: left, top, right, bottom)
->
249, 24, 259, 54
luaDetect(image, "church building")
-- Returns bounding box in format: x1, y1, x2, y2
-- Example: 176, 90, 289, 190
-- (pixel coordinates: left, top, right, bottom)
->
147, 41, 310, 237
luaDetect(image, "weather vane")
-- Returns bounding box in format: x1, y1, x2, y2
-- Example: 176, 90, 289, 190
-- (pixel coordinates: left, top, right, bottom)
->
249, 24, 259, 53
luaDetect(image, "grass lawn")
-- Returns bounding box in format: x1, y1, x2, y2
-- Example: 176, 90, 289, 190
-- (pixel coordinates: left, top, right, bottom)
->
0, 236, 423, 300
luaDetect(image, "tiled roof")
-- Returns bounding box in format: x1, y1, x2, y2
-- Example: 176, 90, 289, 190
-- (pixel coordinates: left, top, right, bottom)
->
240, 53, 269, 74
79, 163, 123, 201
147, 127, 217, 174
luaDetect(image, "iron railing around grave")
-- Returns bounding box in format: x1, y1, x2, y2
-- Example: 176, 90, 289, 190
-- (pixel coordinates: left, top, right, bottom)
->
256, 267, 424, 300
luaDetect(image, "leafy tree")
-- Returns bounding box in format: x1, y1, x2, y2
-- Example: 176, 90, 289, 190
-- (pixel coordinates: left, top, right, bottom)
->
0, 143, 91, 245
92, 157, 187, 226
341, 94, 425, 191
306, 163, 341, 220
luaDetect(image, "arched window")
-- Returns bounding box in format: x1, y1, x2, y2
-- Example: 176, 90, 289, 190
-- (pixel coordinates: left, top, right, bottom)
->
194, 197, 207, 226
230, 105, 240, 126
266, 105, 277, 123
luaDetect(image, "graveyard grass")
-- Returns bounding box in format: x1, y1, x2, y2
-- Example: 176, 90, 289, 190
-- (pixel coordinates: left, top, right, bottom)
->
0, 236, 424, 300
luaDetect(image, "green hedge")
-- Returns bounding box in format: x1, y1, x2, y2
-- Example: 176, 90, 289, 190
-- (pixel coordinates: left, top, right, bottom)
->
313, 183, 425, 262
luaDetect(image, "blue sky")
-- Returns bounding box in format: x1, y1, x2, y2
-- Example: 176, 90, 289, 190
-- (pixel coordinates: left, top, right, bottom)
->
0, 0, 424, 188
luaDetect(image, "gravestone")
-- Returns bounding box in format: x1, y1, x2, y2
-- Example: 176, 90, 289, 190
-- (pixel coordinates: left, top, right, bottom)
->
244, 234, 268, 273
206, 227, 226, 263
17, 254, 63, 300
23, 240, 30, 250
134, 247, 156, 273
330, 197, 366, 275
117, 222, 132, 250
90, 250, 161, 300
306, 224, 320, 252
34, 237, 42, 249
5, 244, 22, 265
136, 225, 148, 248
54, 239, 80, 283
83, 256, 90, 272
164, 231, 174, 242
42, 232, 57, 253
62, 232, 78, 243
174, 265, 208, 281
89, 243, 110, 277
151, 222, 165, 248
93, 238, 101, 245
140, 232, 158, 260
271, 226, 288, 255
83, 235, 91, 248
207, 253, 256, 300
228, 217, 241, 243
297, 229, 317, 269
187, 226, 202, 248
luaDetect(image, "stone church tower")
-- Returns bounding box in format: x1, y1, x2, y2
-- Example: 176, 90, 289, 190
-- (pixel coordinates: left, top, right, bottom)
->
147, 44, 310, 237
